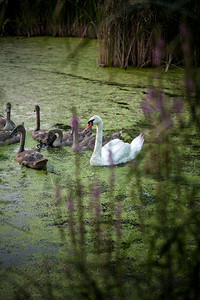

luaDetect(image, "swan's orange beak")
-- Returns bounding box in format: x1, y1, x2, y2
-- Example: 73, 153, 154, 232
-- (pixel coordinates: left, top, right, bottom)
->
85, 121, 93, 130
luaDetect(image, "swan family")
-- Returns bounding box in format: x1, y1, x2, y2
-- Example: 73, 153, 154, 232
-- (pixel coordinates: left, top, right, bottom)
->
1, 103, 144, 169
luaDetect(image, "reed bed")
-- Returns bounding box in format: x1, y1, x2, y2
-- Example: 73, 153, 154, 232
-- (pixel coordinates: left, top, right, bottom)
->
0, 0, 199, 67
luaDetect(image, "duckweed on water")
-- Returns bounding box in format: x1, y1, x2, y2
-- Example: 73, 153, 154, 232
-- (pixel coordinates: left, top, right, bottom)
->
0, 37, 199, 299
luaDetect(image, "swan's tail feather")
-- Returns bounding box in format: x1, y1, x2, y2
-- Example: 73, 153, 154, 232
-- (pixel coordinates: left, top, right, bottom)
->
33, 158, 48, 169
131, 133, 144, 154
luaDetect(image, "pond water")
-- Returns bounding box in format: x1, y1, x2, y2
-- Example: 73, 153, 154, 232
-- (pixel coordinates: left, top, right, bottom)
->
1, 37, 197, 297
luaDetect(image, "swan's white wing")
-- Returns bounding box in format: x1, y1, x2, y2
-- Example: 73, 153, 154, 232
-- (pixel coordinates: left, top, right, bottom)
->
102, 138, 122, 151
101, 134, 144, 165
102, 139, 131, 165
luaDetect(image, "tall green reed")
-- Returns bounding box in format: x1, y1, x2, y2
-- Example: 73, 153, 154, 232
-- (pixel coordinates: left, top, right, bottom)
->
0, 0, 199, 67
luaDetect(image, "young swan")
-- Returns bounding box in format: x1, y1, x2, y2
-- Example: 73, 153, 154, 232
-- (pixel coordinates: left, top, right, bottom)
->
0, 102, 16, 131
32, 105, 56, 146
86, 115, 144, 166
0, 131, 20, 146
78, 130, 122, 151
47, 124, 92, 147
46, 128, 72, 147
10, 123, 48, 170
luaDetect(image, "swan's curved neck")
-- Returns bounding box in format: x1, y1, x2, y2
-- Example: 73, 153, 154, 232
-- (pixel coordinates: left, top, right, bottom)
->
18, 128, 25, 153
53, 129, 63, 145
93, 121, 103, 158
35, 109, 40, 131
4, 120, 12, 131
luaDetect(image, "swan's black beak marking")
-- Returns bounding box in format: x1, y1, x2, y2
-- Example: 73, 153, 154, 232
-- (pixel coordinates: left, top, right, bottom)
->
86, 119, 94, 130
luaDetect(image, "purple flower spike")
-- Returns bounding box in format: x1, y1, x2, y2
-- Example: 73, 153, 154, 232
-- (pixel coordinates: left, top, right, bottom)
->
146, 86, 157, 101
93, 188, 101, 198
173, 99, 183, 114
71, 115, 79, 128
73, 144, 81, 152
67, 198, 74, 213
95, 204, 101, 218
116, 207, 121, 219
154, 98, 164, 111
157, 39, 164, 48
153, 39, 164, 67
140, 101, 152, 115
185, 77, 195, 96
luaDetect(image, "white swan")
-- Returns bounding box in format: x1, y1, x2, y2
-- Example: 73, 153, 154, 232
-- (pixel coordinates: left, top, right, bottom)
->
86, 115, 144, 166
